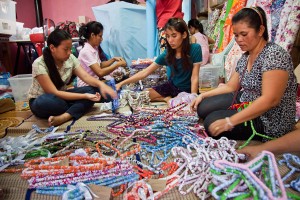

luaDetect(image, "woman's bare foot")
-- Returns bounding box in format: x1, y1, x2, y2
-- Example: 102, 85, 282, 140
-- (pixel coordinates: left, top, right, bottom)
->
48, 113, 72, 126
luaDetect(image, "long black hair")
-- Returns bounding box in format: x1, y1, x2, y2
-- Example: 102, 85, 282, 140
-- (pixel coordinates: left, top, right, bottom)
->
188, 19, 204, 35
43, 29, 72, 89
79, 21, 108, 61
79, 21, 104, 46
232, 6, 268, 41
164, 18, 191, 72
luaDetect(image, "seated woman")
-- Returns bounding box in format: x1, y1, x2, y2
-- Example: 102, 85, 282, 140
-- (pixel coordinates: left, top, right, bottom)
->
28, 29, 117, 126
188, 19, 211, 65
77, 21, 127, 87
191, 7, 297, 141
116, 18, 202, 102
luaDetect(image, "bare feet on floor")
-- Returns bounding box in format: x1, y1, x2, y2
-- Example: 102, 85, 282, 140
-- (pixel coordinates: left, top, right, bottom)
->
48, 113, 72, 126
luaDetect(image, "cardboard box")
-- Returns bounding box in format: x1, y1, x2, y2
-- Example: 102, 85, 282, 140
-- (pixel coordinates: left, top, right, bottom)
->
199, 64, 223, 89
78, 16, 90, 24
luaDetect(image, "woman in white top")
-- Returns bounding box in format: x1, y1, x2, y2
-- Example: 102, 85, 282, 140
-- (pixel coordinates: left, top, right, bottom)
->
77, 21, 126, 87
28, 29, 116, 126
188, 19, 211, 65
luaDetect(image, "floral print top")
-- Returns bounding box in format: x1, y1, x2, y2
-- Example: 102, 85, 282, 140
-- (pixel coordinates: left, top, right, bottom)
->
235, 42, 297, 138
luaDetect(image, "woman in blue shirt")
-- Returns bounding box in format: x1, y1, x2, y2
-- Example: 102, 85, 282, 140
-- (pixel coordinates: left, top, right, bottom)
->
116, 18, 202, 102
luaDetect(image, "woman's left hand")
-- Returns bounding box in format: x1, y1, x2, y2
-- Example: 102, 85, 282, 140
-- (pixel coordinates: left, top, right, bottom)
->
236, 145, 263, 161
113, 57, 123, 61
113, 57, 127, 67
116, 59, 127, 67
209, 118, 232, 136
85, 92, 101, 101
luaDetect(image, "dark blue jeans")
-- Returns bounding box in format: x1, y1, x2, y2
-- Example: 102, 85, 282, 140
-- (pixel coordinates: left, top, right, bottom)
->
29, 86, 101, 120
197, 92, 265, 141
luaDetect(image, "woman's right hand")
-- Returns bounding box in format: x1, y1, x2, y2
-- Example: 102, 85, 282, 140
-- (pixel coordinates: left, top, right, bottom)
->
86, 92, 101, 102
117, 59, 127, 67
113, 57, 123, 61
116, 82, 122, 91
236, 145, 264, 161
114, 57, 127, 67
190, 94, 204, 111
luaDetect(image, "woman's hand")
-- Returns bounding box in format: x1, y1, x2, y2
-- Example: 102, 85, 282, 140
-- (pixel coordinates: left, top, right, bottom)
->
208, 118, 234, 136
190, 94, 203, 111
114, 57, 127, 67
113, 57, 123, 61
99, 83, 117, 99
236, 145, 263, 161
85, 92, 101, 101
116, 59, 127, 67
116, 83, 122, 91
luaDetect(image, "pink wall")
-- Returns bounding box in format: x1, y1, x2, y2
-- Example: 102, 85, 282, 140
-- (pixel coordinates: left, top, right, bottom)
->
8, 0, 36, 75
41, 0, 109, 24
10, 0, 146, 75
15, 0, 36, 28
15, 0, 146, 28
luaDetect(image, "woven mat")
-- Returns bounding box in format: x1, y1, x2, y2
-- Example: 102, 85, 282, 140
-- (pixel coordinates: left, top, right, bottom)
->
6, 116, 115, 137
0, 110, 32, 119
0, 109, 31, 138
1, 103, 300, 199
6, 103, 132, 136
6, 102, 165, 136
0, 117, 24, 138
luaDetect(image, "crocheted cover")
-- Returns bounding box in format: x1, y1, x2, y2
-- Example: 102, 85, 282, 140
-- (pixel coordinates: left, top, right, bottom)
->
1, 103, 300, 199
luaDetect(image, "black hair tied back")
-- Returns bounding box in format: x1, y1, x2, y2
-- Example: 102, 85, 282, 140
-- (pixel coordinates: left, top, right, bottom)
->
79, 24, 88, 46
43, 29, 71, 89
79, 21, 104, 46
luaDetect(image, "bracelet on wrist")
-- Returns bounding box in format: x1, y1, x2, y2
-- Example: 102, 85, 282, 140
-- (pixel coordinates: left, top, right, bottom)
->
225, 117, 234, 130
199, 94, 205, 99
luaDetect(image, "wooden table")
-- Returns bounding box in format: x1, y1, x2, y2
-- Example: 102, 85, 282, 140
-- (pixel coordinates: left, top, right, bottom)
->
9, 40, 38, 75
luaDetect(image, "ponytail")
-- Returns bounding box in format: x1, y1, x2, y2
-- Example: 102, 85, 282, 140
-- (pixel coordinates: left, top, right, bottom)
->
79, 24, 87, 46
188, 19, 205, 35
42, 47, 64, 89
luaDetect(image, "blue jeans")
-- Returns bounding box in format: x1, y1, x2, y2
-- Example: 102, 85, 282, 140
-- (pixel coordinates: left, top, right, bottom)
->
29, 86, 100, 120
197, 92, 265, 140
